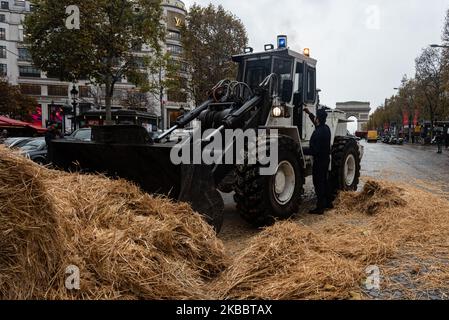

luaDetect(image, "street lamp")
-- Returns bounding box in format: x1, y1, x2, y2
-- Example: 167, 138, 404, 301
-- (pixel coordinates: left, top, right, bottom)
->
430, 44, 449, 49
70, 84, 79, 132
159, 64, 164, 129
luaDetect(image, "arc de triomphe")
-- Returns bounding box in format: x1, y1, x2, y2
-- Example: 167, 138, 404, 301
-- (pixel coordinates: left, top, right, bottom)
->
336, 101, 371, 132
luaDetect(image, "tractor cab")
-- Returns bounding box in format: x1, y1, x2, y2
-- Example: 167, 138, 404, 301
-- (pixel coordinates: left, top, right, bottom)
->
232, 38, 318, 141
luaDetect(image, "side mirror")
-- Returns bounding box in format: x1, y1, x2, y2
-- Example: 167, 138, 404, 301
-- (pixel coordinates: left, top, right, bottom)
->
293, 91, 303, 106
281, 80, 293, 103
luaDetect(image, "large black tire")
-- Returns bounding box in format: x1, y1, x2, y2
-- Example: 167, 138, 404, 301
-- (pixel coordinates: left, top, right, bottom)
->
217, 169, 236, 194
329, 137, 361, 198
234, 136, 304, 228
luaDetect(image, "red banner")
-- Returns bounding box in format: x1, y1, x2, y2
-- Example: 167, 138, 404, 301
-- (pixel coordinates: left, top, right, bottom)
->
413, 109, 420, 126
403, 111, 410, 126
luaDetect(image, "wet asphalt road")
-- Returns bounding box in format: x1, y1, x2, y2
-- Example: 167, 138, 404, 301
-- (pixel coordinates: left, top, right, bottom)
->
361, 141, 449, 190
219, 140, 449, 250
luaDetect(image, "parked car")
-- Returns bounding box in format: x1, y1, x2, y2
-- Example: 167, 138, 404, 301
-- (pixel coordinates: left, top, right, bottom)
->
4, 137, 19, 146
5, 137, 33, 148
20, 137, 48, 165
3, 137, 18, 146
149, 130, 163, 141
66, 128, 92, 141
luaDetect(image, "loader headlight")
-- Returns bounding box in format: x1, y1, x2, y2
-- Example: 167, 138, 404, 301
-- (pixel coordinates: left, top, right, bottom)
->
272, 106, 283, 118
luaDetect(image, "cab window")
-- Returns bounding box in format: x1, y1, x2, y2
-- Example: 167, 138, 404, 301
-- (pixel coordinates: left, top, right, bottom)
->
244, 57, 272, 91
306, 66, 316, 102
294, 62, 304, 95
272, 58, 293, 98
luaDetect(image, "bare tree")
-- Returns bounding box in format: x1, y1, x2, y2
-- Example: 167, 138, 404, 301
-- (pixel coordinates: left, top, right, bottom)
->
415, 47, 448, 137
121, 90, 157, 114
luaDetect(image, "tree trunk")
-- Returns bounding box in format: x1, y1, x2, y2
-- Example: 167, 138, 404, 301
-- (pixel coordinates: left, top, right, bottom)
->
104, 79, 114, 125
409, 115, 413, 143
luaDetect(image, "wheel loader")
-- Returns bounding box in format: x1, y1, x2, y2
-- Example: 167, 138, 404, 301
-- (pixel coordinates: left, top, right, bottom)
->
50, 36, 363, 233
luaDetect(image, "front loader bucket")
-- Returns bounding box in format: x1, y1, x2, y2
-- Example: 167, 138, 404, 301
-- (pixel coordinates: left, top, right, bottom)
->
51, 140, 182, 198
50, 127, 224, 232
179, 164, 224, 231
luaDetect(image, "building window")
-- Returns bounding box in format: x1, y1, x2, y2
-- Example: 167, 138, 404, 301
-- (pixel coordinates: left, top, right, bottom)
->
0, 28, 5, 40
18, 47, 31, 61
113, 89, 125, 99
0, 45, 6, 59
46, 70, 61, 79
180, 61, 188, 73
0, 2, 9, 10
167, 90, 187, 103
47, 85, 68, 97
19, 65, 41, 78
20, 84, 41, 95
131, 43, 142, 52
168, 109, 184, 128
168, 59, 188, 73
166, 44, 183, 56
133, 57, 145, 68
79, 86, 90, 98
0, 63, 6, 76
167, 30, 181, 41
0, 14, 5, 23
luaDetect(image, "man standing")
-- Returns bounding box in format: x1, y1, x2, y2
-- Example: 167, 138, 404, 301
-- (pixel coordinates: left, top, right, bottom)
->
445, 126, 449, 150
303, 107, 333, 215
45, 125, 56, 147
436, 130, 444, 154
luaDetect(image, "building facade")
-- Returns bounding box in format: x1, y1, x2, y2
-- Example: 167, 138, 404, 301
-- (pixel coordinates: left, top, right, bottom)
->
161, 0, 190, 130
0, 0, 189, 132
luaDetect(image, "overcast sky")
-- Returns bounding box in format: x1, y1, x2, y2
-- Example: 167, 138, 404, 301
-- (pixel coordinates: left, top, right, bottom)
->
183, 0, 449, 113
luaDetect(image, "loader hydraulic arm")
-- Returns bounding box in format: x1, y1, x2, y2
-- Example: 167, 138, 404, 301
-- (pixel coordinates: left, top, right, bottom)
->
203, 74, 275, 142
203, 95, 263, 142
157, 76, 271, 143
156, 80, 238, 142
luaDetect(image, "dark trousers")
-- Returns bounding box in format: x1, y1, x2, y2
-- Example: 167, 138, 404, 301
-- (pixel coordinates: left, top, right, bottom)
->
312, 157, 331, 210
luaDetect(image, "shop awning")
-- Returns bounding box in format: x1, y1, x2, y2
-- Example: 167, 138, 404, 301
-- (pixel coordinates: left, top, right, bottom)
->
0, 116, 47, 133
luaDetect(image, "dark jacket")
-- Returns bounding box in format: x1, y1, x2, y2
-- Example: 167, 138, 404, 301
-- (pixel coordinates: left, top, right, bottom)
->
45, 130, 56, 146
305, 113, 332, 160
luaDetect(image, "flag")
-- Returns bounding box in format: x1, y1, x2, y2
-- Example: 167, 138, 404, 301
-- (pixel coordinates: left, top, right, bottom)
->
403, 111, 410, 127
413, 109, 420, 126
